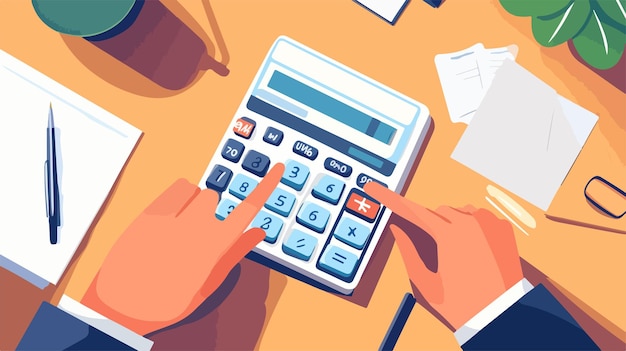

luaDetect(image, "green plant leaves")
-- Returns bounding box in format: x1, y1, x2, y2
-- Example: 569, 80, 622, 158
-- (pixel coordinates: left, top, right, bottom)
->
596, 0, 626, 27
532, 1, 590, 46
573, 9, 626, 69
500, 0, 573, 17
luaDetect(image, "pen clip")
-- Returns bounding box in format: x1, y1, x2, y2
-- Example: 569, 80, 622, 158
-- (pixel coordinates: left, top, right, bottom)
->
44, 160, 50, 217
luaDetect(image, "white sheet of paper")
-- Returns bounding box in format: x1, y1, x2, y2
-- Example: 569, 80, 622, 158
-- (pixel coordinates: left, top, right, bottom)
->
451, 59, 597, 211
435, 44, 516, 124
0, 50, 141, 287
355, 0, 409, 23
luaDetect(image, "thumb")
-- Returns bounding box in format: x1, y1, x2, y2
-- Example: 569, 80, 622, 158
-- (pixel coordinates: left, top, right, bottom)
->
389, 224, 442, 303
199, 227, 265, 297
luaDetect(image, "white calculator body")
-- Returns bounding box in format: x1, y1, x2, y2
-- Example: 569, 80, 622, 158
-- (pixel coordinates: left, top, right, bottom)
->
199, 36, 431, 294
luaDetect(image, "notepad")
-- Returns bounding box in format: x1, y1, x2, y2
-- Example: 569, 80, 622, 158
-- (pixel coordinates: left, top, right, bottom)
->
0, 50, 142, 288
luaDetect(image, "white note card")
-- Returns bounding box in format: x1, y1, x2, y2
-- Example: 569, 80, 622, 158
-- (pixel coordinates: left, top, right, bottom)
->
0, 50, 142, 287
451, 59, 597, 210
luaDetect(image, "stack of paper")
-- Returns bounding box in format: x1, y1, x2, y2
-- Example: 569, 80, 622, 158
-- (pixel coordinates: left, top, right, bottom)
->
0, 50, 142, 288
435, 43, 517, 124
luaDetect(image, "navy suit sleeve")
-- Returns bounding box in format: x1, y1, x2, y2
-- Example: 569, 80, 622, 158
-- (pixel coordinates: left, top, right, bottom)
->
17, 302, 135, 350
462, 284, 598, 350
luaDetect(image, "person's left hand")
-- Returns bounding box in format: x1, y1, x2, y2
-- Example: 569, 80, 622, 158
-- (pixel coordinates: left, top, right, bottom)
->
82, 164, 285, 335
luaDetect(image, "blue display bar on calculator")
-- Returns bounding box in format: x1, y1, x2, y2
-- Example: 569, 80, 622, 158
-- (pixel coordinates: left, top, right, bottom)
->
199, 36, 431, 294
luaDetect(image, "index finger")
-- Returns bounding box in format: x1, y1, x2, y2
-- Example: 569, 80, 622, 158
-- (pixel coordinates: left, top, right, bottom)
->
227, 163, 285, 230
363, 181, 446, 237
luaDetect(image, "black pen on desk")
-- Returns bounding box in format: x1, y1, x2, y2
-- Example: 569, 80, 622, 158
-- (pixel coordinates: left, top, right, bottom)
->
380, 293, 416, 351
45, 102, 60, 244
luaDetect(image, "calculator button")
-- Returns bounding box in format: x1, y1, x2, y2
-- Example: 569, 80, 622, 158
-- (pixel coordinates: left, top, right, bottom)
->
251, 210, 283, 244
263, 127, 284, 146
265, 188, 296, 217
312, 175, 345, 205
318, 245, 359, 279
215, 198, 239, 220
281, 160, 310, 191
296, 202, 331, 233
292, 141, 318, 160
233, 117, 255, 139
205, 165, 233, 192
324, 157, 352, 177
228, 173, 258, 200
344, 189, 380, 223
242, 150, 270, 177
282, 229, 317, 261
356, 173, 387, 189
333, 216, 371, 249
221, 139, 245, 163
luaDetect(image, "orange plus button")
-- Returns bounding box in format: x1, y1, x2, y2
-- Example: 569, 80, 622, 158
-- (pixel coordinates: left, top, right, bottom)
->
233, 117, 255, 139
345, 189, 380, 223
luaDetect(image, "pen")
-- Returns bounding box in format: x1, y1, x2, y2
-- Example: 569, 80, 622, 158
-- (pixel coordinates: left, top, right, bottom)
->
379, 293, 416, 351
45, 102, 60, 244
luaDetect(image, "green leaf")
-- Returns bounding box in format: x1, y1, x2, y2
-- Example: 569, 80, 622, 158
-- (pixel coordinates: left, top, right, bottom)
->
500, 0, 573, 17
532, 1, 591, 47
596, 0, 626, 27
573, 10, 626, 69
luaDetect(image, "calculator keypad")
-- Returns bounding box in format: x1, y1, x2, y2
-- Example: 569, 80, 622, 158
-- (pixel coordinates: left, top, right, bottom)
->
204, 116, 388, 292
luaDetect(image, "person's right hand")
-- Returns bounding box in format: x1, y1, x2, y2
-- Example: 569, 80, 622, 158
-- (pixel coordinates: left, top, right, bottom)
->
364, 182, 523, 330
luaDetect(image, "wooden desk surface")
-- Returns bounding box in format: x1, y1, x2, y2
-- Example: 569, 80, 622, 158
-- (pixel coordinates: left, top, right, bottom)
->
1, 0, 624, 349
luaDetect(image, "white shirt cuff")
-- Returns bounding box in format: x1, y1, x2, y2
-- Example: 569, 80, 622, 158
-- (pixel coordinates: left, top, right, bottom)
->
454, 278, 534, 346
57, 295, 154, 351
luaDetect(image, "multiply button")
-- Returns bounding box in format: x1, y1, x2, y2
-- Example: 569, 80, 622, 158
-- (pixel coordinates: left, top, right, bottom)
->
333, 216, 371, 249
344, 189, 380, 223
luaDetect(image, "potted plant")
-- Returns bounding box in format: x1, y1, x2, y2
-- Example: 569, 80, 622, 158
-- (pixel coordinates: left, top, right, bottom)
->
499, 0, 626, 70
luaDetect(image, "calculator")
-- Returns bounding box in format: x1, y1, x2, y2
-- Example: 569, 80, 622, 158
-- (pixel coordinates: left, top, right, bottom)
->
199, 36, 431, 294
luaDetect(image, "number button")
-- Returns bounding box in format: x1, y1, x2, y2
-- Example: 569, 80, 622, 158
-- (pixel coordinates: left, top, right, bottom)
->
251, 210, 284, 244
282, 229, 318, 261
264, 188, 296, 217
318, 245, 359, 280
215, 198, 239, 220
242, 150, 270, 177
221, 139, 245, 163
228, 174, 258, 200
333, 216, 371, 249
205, 165, 233, 192
312, 175, 345, 205
281, 160, 310, 191
296, 202, 331, 233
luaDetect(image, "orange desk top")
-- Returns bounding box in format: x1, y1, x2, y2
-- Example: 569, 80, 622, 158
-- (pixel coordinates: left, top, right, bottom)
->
1, 1, 624, 349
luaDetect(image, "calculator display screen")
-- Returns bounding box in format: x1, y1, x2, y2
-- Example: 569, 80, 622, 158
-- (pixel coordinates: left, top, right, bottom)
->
249, 39, 425, 176
267, 71, 397, 145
